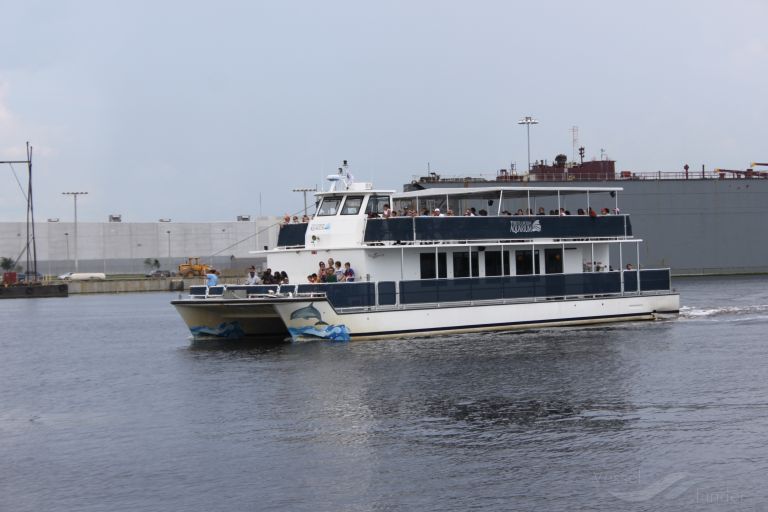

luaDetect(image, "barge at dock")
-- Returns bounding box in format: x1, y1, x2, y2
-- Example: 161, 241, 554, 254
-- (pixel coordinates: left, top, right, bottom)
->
404, 158, 768, 276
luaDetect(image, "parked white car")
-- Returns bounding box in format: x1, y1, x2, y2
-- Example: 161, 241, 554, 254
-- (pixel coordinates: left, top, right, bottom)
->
58, 272, 107, 281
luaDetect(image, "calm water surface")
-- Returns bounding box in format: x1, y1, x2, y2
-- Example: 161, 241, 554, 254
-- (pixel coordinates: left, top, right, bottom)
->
2, 276, 768, 511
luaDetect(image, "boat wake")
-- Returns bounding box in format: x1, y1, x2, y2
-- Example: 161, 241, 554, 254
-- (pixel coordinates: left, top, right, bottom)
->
679, 304, 768, 320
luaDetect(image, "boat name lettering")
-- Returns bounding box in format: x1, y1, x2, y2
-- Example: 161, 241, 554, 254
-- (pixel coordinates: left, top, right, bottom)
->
310, 223, 331, 231
509, 220, 542, 234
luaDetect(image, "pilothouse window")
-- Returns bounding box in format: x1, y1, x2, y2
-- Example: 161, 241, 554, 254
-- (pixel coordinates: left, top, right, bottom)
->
341, 196, 364, 215
317, 197, 341, 216
365, 195, 391, 217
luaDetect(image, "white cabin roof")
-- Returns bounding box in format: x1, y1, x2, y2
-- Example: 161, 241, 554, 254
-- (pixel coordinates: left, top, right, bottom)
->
395, 186, 623, 200
314, 188, 396, 198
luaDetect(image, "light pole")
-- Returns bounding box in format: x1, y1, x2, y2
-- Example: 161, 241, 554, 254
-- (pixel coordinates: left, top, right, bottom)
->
62, 192, 88, 272
292, 187, 317, 216
517, 116, 539, 172
166, 230, 171, 271
64, 232, 70, 264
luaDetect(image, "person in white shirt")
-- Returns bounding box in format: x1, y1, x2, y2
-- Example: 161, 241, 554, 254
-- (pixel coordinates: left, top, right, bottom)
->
245, 266, 261, 285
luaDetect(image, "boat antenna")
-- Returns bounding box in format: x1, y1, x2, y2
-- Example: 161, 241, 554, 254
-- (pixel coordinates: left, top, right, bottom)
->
342, 159, 354, 187
326, 159, 353, 191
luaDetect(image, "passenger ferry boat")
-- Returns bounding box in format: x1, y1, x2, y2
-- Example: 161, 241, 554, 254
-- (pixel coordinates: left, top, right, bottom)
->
172, 166, 680, 341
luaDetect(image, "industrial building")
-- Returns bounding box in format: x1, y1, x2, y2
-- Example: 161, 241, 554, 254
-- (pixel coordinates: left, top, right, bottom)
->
0, 217, 281, 276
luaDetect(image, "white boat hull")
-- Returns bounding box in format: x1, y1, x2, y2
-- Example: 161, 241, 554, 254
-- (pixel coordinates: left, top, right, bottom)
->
274, 293, 680, 341
172, 299, 287, 339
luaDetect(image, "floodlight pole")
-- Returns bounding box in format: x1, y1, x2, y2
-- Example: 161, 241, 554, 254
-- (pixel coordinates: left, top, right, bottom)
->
166, 230, 172, 271
518, 116, 539, 172
62, 192, 88, 272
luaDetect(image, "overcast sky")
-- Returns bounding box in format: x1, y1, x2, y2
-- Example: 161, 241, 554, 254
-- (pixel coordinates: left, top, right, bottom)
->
1, 0, 766, 222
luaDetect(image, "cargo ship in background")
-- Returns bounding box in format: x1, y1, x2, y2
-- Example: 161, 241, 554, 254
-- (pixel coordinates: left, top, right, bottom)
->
404, 154, 768, 276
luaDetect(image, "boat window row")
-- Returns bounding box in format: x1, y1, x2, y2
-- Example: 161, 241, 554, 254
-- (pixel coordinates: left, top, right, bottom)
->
419, 249, 563, 279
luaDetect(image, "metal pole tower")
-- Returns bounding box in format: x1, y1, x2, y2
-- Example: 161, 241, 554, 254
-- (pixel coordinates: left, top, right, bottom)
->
293, 187, 317, 216
571, 126, 579, 163
518, 116, 539, 172
1, 143, 37, 278
166, 230, 172, 271
62, 192, 88, 272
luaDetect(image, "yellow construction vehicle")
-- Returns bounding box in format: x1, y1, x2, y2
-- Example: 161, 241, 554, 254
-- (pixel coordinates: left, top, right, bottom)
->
178, 257, 210, 278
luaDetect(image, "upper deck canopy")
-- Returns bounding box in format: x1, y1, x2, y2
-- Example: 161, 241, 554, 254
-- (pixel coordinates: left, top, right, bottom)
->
395, 185, 623, 201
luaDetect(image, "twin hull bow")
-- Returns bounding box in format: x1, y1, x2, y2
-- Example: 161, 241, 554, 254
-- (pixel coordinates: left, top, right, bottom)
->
173, 292, 680, 342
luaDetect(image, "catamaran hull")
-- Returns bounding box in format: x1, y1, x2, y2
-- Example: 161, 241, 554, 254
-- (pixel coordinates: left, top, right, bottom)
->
274, 293, 680, 341
172, 300, 288, 340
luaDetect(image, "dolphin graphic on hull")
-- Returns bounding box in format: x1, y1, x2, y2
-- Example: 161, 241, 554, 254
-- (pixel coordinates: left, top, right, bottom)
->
290, 303, 323, 322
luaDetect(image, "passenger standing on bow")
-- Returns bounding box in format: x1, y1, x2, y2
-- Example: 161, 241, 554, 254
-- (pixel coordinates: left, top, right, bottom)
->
343, 262, 355, 282
334, 261, 345, 281
317, 261, 327, 282
245, 266, 260, 285
206, 269, 219, 287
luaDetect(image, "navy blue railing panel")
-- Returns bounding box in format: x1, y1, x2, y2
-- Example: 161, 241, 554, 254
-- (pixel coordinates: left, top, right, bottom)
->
399, 280, 439, 304
398, 271, 659, 305
623, 271, 637, 292
622, 270, 669, 292
503, 275, 539, 299
573, 272, 622, 295
639, 269, 670, 291
296, 282, 376, 308
207, 286, 224, 296
363, 216, 630, 243
415, 216, 630, 241
190, 286, 207, 295
470, 278, 505, 301
363, 218, 413, 242
277, 223, 308, 247
378, 281, 397, 305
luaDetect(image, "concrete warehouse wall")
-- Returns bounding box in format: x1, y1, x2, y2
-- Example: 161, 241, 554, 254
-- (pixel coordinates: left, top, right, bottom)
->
0, 218, 281, 275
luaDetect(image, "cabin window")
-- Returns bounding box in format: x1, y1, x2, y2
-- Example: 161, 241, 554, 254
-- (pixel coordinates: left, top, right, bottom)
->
544, 248, 563, 274
365, 195, 391, 217
453, 250, 479, 278
341, 196, 364, 215
420, 252, 447, 279
484, 250, 510, 277
317, 197, 341, 216
515, 250, 540, 275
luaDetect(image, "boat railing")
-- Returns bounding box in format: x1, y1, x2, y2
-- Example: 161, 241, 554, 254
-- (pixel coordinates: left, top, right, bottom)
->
275, 211, 633, 249
363, 215, 632, 245
415, 170, 766, 183
188, 269, 673, 309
